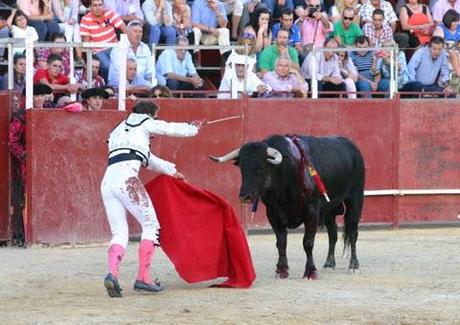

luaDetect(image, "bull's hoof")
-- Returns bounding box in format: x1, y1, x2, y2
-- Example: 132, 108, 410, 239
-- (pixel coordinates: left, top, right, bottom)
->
275, 266, 289, 279
348, 259, 360, 273
303, 269, 318, 280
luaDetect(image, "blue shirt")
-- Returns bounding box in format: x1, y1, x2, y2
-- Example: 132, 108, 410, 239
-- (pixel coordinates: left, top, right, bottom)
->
407, 46, 450, 86
191, 0, 227, 28
350, 51, 375, 80
378, 51, 410, 89
440, 24, 460, 43
156, 49, 197, 85
271, 23, 301, 47
108, 41, 154, 88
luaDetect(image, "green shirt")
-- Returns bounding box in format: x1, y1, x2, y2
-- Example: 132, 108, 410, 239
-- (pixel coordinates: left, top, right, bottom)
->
258, 45, 299, 72
333, 22, 362, 46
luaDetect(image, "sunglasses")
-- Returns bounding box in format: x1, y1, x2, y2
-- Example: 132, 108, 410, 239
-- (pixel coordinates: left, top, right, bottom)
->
308, 5, 321, 8
343, 16, 354, 21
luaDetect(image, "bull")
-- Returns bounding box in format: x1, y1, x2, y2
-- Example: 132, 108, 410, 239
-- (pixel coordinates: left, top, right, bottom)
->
210, 134, 365, 280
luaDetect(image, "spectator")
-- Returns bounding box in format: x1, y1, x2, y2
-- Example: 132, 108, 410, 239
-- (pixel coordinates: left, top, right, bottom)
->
51, 0, 83, 63
259, 28, 300, 75
359, 0, 398, 28
433, 9, 460, 45
156, 36, 204, 92
350, 35, 389, 97
407, 36, 452, 94
301, 38, 346, 97
243, 7, 272, 53
192, 0, 231, 55
376, 40, 423, 94
151, 85, 173, 97
262, 0, 294, 19
218, 53, 270, 98
81, 87, 109, 110
337, 46, 358, 98
1, 54, 26, 91
0, 17, 8, 60
431, 0, 460, 24
399, 0, 435, 48
262, 55, 308, 97
104, 0, 144, 24
300, 0, 333, 51
6, 9, 39, 55
221, 0, 244, 40
225, 35, 257, 72
33, 53, 83, 94
142, 0, 176, 46
272, 8, 302, 52
80, 0, 128, 81
172, 0, 194, 43
358, 0, 410, 48
329, 0, 360, 24
108, 20, 156, 89
35, 32, 71, 76
447, 39, 460, 93
124, 59, 152, 92
362, 9, 394, 47
75, 56, 106, 88
333, 7, 362, 46
17, 0, 60, 41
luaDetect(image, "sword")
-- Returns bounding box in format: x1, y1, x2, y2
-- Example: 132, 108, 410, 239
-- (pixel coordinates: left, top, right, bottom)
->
205, 115, 243, 125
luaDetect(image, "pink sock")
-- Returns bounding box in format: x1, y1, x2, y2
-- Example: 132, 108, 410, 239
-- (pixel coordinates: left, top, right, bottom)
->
137, 240, 155, 283
108, 244, 125, 278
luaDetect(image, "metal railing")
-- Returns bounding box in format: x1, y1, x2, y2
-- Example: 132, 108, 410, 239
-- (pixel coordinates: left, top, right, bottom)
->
0, 38, 455, 104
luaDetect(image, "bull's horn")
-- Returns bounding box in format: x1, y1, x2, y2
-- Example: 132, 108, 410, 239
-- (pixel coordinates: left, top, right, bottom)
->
209, 148, 240, 163
266, 147, 282, 165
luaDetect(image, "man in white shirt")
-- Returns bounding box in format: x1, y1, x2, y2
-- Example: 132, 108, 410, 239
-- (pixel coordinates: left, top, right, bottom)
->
218, 53, 270, 98
108, 20, 156, 88
156, 36, 204, 93
301, 38, 346, 97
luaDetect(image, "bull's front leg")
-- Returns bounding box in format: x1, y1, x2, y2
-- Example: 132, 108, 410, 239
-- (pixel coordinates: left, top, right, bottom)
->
303, 205, 319, 280
274, 227, 289, 279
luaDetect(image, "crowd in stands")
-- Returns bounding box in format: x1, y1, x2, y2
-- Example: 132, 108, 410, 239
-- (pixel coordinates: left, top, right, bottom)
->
0, 0, 460, 102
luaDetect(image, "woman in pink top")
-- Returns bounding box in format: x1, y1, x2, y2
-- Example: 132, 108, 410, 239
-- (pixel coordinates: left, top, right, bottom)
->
17, 0, 60, 41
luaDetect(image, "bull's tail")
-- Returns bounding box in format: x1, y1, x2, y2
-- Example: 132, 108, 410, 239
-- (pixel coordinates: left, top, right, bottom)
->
342, 197, 362, 255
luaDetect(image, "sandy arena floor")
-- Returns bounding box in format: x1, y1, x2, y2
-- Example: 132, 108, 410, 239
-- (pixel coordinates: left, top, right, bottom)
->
0, 228, 459, 324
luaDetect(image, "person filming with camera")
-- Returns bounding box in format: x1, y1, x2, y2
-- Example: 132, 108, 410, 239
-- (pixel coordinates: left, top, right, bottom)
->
300, 0, 332, 52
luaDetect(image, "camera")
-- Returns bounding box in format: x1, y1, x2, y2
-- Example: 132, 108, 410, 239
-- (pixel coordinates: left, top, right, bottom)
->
307, 6, 320, 18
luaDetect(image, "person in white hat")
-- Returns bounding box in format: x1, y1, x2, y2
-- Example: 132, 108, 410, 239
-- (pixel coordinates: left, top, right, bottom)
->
218, 53, 270, 99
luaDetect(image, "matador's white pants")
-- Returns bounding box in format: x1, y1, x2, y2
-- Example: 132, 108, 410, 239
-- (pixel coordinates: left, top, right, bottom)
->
101, 160, 160, 248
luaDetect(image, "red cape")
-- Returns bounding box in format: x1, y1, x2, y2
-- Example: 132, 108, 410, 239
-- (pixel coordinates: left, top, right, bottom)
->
145, 175, 256, 288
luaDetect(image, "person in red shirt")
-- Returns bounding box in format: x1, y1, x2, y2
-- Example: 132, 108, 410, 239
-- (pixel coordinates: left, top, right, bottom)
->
33, 53, 83, 94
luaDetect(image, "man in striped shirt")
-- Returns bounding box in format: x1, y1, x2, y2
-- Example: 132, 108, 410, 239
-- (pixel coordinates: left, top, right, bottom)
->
80, 0, 128, 81
350, 35, 389, 97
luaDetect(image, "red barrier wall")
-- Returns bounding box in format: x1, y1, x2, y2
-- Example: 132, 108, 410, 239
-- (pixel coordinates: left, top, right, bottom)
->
8, 97, 459, 245
397, 100, 460, 223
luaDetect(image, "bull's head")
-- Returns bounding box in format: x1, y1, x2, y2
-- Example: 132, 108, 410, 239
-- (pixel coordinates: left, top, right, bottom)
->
210, 142, 282, 203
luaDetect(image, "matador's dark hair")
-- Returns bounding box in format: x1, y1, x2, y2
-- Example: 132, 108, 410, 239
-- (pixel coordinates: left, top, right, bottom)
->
132, 101, 159, 116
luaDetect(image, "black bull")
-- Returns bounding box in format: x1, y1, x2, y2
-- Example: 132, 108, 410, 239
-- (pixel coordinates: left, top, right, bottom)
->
210, 135, 365, 279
